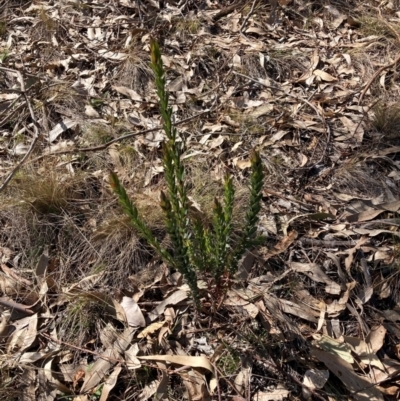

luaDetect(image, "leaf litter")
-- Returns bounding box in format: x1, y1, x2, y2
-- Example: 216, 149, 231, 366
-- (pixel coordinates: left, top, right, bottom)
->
1, 0, 400, 399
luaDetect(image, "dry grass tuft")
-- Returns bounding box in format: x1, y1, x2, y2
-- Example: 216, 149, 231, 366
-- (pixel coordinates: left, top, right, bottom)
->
0, 21, 6, 37
44, 82, 86, 118
116, 46, 153, 96
0, 161, 147, 286
0, 368, 21, 401
359, 15, 399, 41
332, 160, 392, 199
371, 102, 400, 140
59, 295, 107, 346
82, 122, 115, 145
242, 49, 307, 83
5, 166, 84, 215
174, 16, 201, 36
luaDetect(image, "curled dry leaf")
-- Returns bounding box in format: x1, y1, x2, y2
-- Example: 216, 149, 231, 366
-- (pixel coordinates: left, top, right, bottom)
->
112, 85, 142, 101
279, 298, 319, 323
344, 236, 370, 271
125, 343, 141, 370
181, 369, 212, 401
148, 290, 188, 322
137, 321, 165, 339
0, 273, 23, 296
138, 354, 215, 374
44, 357, 72, 395
262, 231, 298, 260
233, 157, 252, 169
313, 69, 337, 82
155, 361, 169, 401
326, 281, 355, 316
366, 325, 386, 353
224, 291, 259, 319
48, 118, 77, 143
234, 355, 252, 395
85, 105, 100, 118
263, 293, 302, 337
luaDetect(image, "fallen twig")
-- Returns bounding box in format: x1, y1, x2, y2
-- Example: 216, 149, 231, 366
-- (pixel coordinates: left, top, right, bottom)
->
0, 297, 34, 315
299, 238, 358, 247
212, 0, 246, 22
240, 0, 258, 34
40, 332, 126, 364
27, 106, 213, 163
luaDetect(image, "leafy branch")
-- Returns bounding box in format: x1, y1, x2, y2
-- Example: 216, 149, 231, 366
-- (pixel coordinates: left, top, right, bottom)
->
111, 40, 265, 307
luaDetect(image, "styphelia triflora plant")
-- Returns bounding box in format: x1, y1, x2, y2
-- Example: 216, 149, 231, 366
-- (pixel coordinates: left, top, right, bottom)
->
110, 40, 265, 307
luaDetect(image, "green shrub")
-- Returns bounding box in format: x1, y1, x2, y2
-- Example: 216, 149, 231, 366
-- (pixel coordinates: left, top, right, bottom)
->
110, 40, 264, 306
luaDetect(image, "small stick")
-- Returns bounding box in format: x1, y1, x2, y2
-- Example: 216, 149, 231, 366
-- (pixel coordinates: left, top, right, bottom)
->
40, 332, 124, 364
240, 0, 258, 34
4, 106, 212, 171
213, 0, 246, 22
40, 332, 164, 372
213, 362, 222, 401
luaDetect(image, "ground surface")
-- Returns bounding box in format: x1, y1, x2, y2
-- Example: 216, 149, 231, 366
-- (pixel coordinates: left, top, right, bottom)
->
1, 0, 400, 400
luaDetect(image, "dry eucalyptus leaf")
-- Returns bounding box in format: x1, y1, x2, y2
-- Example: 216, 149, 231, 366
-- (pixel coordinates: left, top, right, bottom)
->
80, 327, 134, 392
6, 313, 38, 354
343, 336, 384, 369
233, 158, 251, 169
48, 118, 77, 143
253, 385, 290, 400
125, 344, 141, 370
99, 366, 122, 401
313, 69, 337, 82
182, 369, 212, 401
138, 354, 215, 374
120, 297, 145, 327
311, 348, 384, 401
366, 325, 386, 353
85, 105, 100, 118
288, 262, 341, 295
